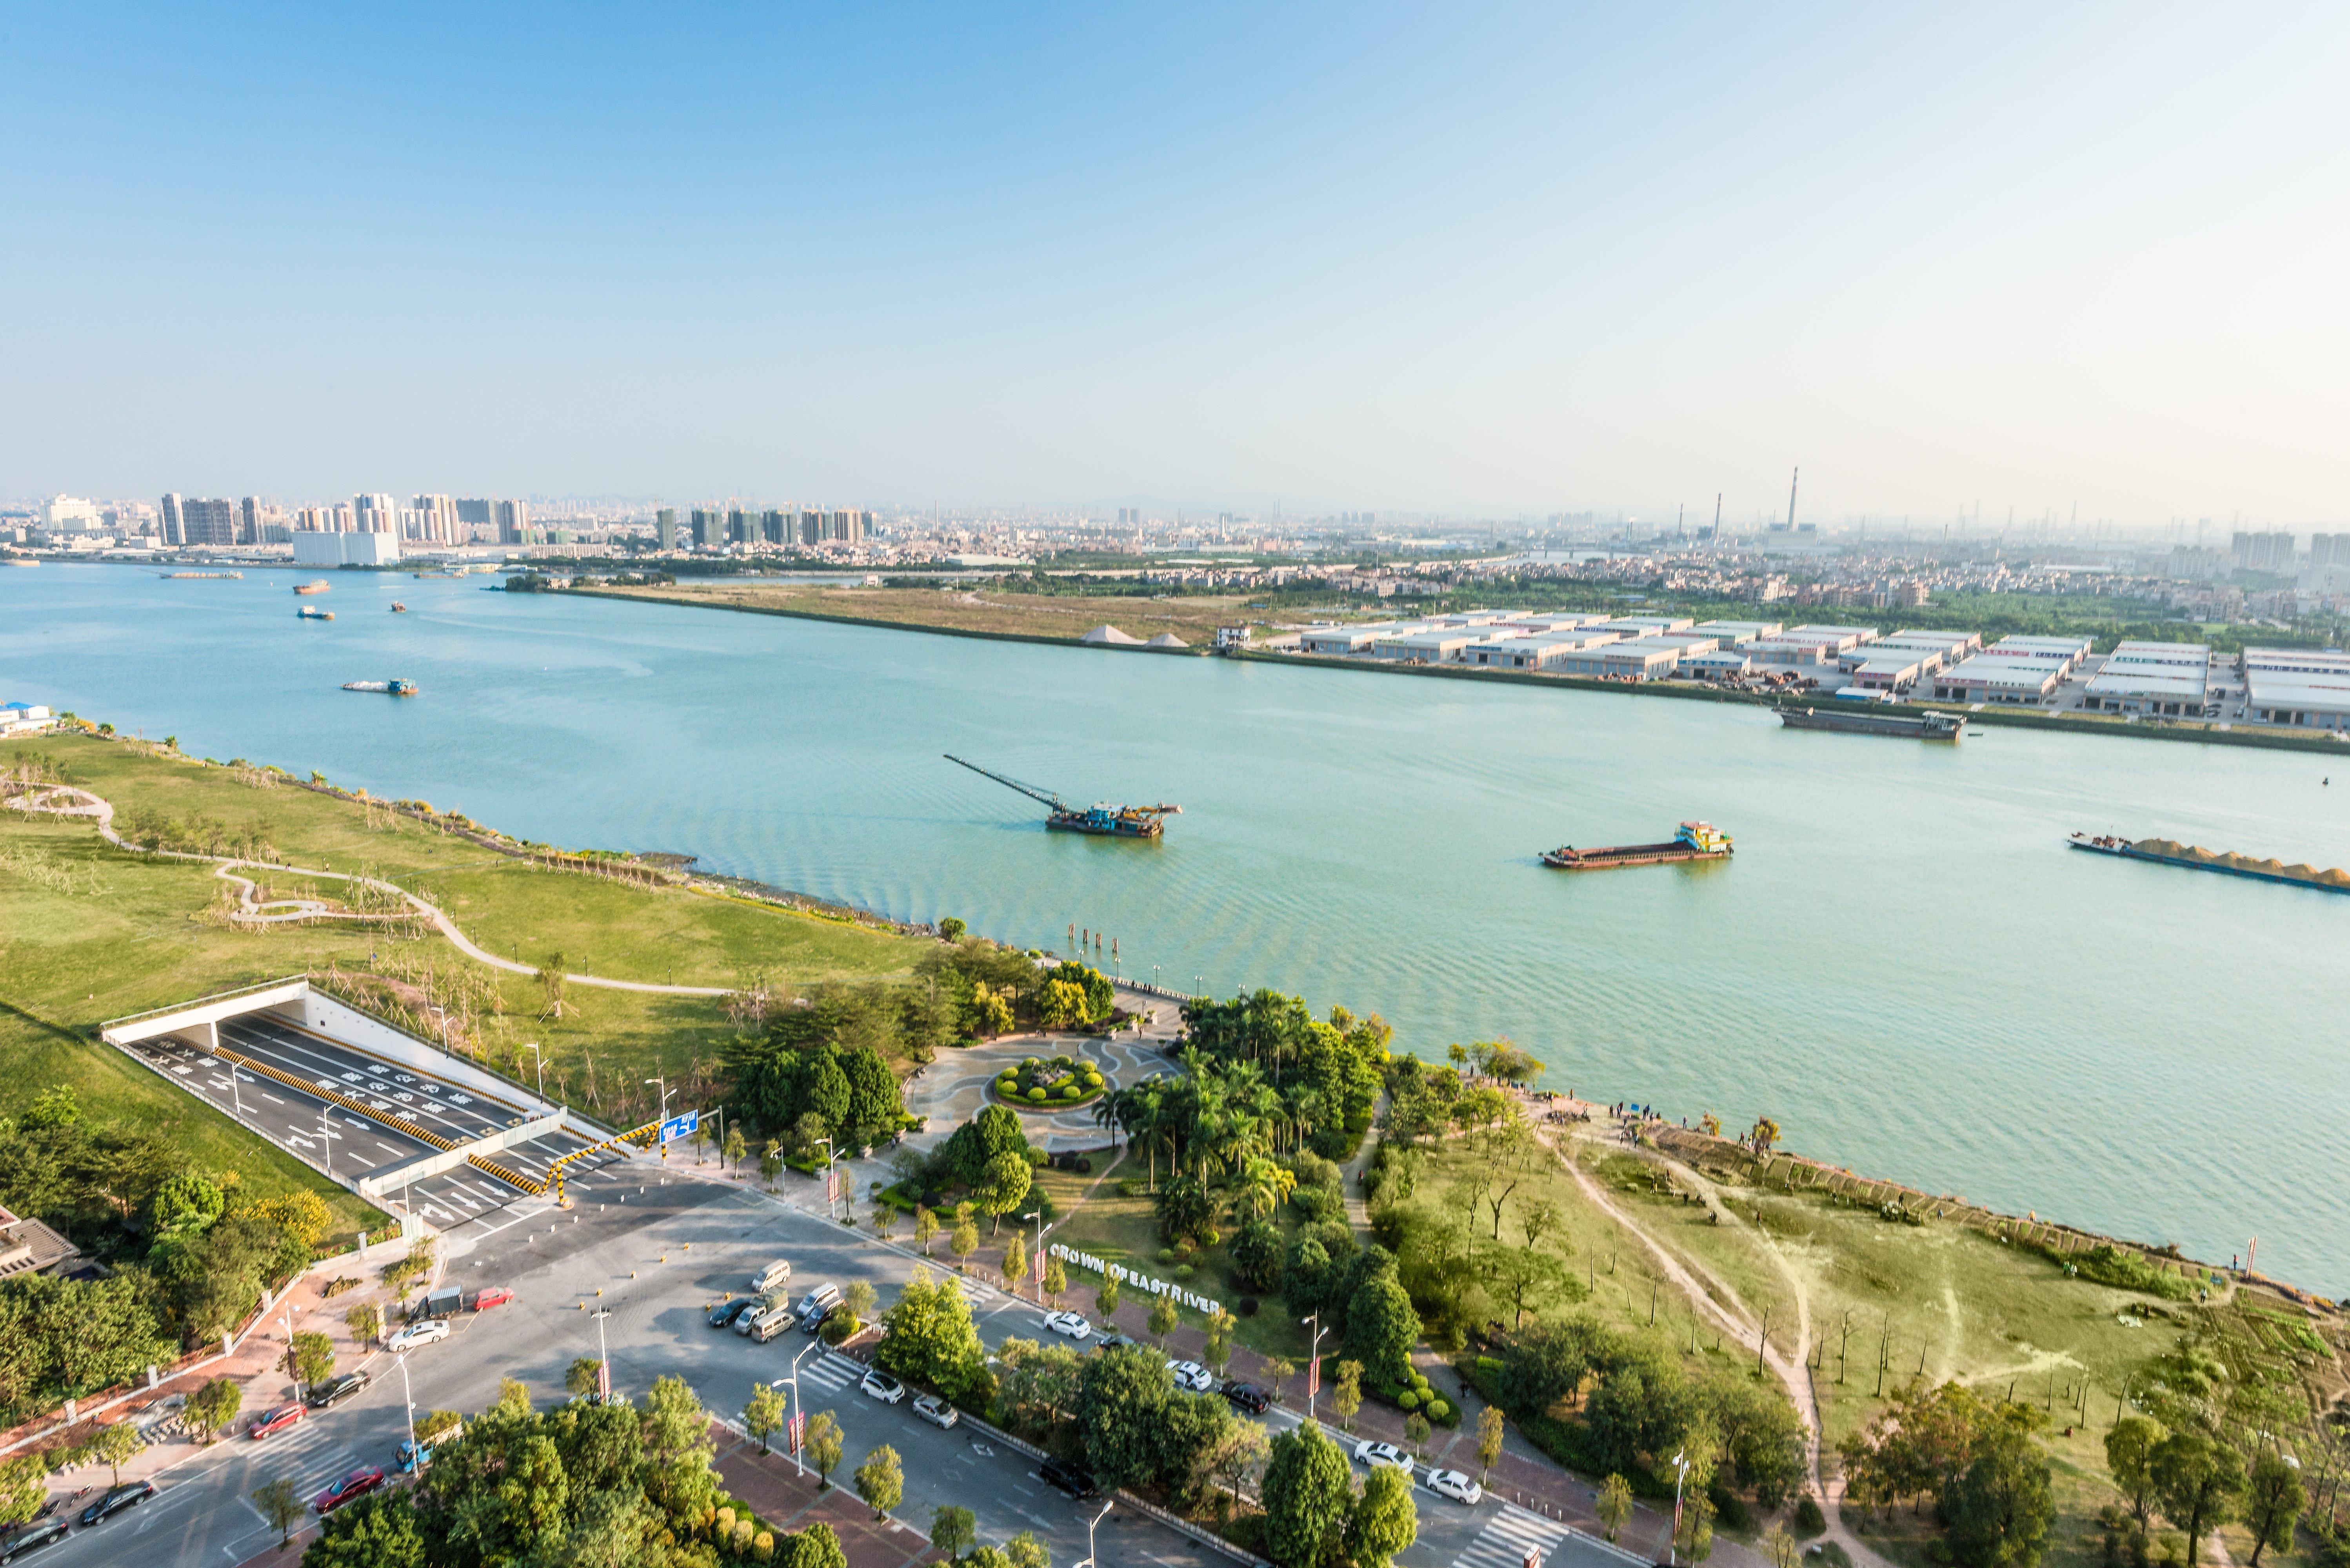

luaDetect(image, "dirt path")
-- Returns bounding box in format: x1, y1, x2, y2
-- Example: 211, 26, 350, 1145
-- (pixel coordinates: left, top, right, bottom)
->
7, 784, 728, 996
1542, 1116, 1892, 1568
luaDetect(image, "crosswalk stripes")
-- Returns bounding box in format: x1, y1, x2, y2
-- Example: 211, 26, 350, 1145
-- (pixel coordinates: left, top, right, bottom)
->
1450, 1503, 1575, 1568
794, 1353, 860, 1395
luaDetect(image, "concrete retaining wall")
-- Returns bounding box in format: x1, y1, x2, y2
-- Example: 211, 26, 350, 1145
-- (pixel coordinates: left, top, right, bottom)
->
356, 1112, 568, 1198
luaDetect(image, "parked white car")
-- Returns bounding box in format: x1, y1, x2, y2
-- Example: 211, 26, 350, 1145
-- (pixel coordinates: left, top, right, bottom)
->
1353, 1440, 1412, 1476
1166, 1359, 1215, 1392
913, 1394, 960, 1430
385, 1319, 452, 1354
1043, 1311, 1093, 1341
1424, 1468, 1482, 1504
860, 1370, 906, 1405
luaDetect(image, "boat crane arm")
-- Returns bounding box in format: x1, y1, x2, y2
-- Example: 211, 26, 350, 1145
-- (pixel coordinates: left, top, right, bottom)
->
943, 754, 1067, 811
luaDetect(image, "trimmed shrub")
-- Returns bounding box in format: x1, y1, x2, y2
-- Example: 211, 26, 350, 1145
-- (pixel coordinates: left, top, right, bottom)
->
1794, 1497, 1826, 1538
1173, 1264, 1195, 1281
1236, 1296, 1260, 1317
1397, 1390, 1419, 1410
1426, 1399, 1450, 1421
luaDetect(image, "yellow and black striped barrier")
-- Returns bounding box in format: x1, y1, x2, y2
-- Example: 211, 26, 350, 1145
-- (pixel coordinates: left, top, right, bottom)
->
546, 1118, 663, 1205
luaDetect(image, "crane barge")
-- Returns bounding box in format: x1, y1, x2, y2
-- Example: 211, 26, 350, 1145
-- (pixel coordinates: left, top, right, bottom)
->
944, 755, 1181, 838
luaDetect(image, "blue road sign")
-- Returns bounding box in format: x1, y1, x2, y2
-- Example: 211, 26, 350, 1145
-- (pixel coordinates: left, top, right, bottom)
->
658, 1110, 700, 1144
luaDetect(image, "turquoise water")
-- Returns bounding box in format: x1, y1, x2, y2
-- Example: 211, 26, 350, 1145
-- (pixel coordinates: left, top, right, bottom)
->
7, 564, 2346, 1287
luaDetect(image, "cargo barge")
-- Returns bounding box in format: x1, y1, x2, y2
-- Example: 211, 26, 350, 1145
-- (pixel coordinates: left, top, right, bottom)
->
293, 579, 331, 595
158, 570, 244, 579
1545, 820, 1732, 869
342, 679, 418, 695
1778, 705, 1962, 740
297, 607, 335, 620
945, 754, 1180, 838
2067, 833, 2350, 894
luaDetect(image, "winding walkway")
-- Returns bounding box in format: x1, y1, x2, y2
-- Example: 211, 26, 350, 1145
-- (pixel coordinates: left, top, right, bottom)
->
4, 783, 728, 996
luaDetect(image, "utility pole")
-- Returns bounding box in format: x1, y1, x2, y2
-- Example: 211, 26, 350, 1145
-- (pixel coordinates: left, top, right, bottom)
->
397, 1352, 416, 1458
1787, 468, 1799, 531
645, 1077, 670, 1161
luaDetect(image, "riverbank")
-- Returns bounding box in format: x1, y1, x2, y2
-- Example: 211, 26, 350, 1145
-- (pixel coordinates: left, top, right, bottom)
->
569, 581, 2349, 756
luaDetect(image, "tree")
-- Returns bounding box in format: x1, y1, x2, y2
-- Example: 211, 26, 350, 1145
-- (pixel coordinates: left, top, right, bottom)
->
1041, 1256, 1067, 1307
187, 1375, 242, 1443
1597, 1474, 1634, 1541
567, 1356, 604, 1398
1476, 1406, 1506, 1480
783, 1522, 849, 1568
854, 1443, 904, 1519
1262, 1422, 1352, 1568
913, 1204, 940, 1255
344, 1301, 382, 1349
1749, 1117, 1781, 1154
1077, 1345, 1174, 1490
805, 1411, 845, 1488
978, 1151, 1032, 1235
761, 1138, 783, 1188
1203, 1308, 1238, 1379
1096, 1273, 1121, 1323
1262, 1356, 1296, 1406
1329, 1359, 1364, 1432
1205, 1419, 1271, 1506
1348, 1464, 1419, 1568
874, 1269, 994, 1407
89, 1419, 142, 1486
289, 1329, 335, 1394
951, 1218, 980, 1271
843, 1279, 878, 1328
1148, 1292, 1179, 1345
932, 1504, 978, 1561
1342, 1276, 1421, 1387
1232, 1220, 1285, 1295
2150, 1432, 2245, 1566
2241, 1453, 2305, 1568
939, 918, 967, 942
253, 1476, 304, 1547
1003, 1233, 1028, 1295
1676, 1491, 1716, 1563
747, 1382, 786, 1453
1763, 1524, 1800, 1568
0, 1454, 44, 1530
724, 1126, 747, 1172
536, 953, 568, 1019
1404, 1412, 1431, 1455
302, 1491, 426, 1568
2105, 1417, 2164, 1525
1944, 1430, 2054, 1568
1002, 1532, 1051, 1568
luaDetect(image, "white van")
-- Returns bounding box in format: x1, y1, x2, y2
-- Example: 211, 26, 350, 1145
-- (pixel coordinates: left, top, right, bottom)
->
751, 1259, 792, 1294
739, 1300, 794, 1341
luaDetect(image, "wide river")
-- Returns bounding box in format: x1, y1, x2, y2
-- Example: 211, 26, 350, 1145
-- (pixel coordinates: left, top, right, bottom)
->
7, 565, 2346, 1287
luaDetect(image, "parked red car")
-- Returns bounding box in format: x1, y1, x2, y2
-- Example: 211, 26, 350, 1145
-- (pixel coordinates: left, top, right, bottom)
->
469, 1286, 514, 1311
249, 1403, 305, 1440
313, 1468, 386, 1515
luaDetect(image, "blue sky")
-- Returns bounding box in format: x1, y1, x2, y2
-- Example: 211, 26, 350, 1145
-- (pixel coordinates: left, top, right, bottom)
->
5, 4, 2345, 522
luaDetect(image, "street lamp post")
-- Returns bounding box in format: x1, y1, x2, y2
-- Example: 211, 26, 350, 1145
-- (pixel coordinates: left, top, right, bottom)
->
523, 1042, 544, 1107
1301, 1313, 1329, 1421
815, 1136, 836, 1220
397, 1353, 416, 1457
1021, 1210, 1044, 1302
320, 1105, 333, 1177
645, 1078, 671, 1161
1079, 1501, 1113, 1568
787, 1341, 820, 1479
1670, 1448, 1690, 1566
593, 1307, 614, 1402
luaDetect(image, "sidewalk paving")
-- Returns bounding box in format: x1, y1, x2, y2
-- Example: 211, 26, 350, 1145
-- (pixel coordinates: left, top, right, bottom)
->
711, 1422, 944, 1568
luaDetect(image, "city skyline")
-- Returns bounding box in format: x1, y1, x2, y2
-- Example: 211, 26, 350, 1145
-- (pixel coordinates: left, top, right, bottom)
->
6, 5, 2347, 520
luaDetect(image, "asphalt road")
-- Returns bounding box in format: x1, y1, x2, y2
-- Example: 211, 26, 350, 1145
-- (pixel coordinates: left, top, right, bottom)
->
125, 1019, 633, 1234
49, 1163, 1630, 1568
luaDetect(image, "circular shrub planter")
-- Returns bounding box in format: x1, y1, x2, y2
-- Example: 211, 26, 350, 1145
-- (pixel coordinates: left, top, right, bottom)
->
990, 1055, 1108, 1112
1397, 1390, 1419, 1411
1426, 1399, 1450, 1421
1236, 1296, 1259, 1317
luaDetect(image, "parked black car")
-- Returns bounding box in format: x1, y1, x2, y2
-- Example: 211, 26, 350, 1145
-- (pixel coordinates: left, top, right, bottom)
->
708, 1298, 755, 1328
78, 1482, 155, 1528
1221, 1381, 1273, 1414
1095, 1333, 1136, 1352
1037, 1458, 1100, 1499
0, 1517, 70, 1563
307, 1370, 372, 1409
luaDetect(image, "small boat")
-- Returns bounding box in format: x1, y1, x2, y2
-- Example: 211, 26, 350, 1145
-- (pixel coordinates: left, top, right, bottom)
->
294, 579, 331, 595
297, 607, 335, 621
390, 602, 409, 612
342, 679, 418, 695
1544, 820, 1733, 869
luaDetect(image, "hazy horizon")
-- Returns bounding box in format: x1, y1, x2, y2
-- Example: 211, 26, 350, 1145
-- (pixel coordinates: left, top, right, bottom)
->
7, 5, 2346, 523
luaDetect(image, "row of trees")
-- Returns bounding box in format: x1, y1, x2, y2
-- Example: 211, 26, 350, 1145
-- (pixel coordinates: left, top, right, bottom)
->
1839, 1382, 2057, 1568
298, 1376, 847, 1568
2100, 1413, 2308, 1568
1168, 993, 1390, 1161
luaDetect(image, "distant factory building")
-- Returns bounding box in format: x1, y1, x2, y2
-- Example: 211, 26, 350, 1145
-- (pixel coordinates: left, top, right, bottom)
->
1372, 630, 1477, 662
1678, 648, 1753, 679
2240, 648, 2350, 729
1300, 622, 1412, 655
2082, 641, 2212, 717
1744, 638, 1837, 666
1556, 638, 1685, 681
1587, 615, 1695, 639
1977, 633, 2094, 676
1932, 653, 2062, 704
1691, 620, 1783, 646
1848, 654, 1927, 693
1467, 630, 1622, 669
1786, 624, 1881, 653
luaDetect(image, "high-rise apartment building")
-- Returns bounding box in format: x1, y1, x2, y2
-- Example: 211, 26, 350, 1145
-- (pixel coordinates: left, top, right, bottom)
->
178, 498, 238, 547
691, 508, 723, 548
762, 509, 790, 545
2311, 534, 2343, 568
160, 494, 186, 544
408, 494, 461, 546
656, 508, 678, 549
727, 508, 755, 545
495, 500, 531, 544
2232, 531, 2295, 571
456, 498, 494, 527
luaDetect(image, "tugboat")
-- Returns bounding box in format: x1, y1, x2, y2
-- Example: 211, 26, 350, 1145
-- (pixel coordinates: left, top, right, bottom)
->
389, 601, 409, 612
297, 606, 335, 620
1544, 820, 1733, 870
341, 679, 418, 695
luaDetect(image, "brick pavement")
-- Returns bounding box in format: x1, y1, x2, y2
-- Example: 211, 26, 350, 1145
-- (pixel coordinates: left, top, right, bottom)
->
711, 1423, 943, 1568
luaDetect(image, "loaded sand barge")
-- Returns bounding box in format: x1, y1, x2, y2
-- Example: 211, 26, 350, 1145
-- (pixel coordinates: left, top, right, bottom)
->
1545, 820, 1732, 869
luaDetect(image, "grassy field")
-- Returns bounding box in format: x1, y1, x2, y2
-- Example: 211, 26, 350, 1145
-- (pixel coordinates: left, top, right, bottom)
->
1560, 1136, 2344, 1568
594, 580, 1261, 648
0, 734, 950, 1214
